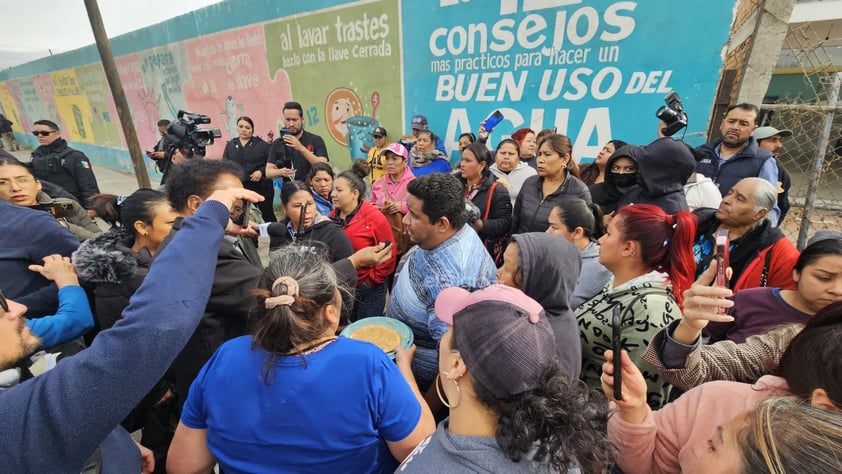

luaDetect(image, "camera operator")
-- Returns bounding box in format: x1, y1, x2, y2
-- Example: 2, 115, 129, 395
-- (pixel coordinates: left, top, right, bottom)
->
265, 101, 328, 183
686, 103, 780, 225
158, 111, 222, 185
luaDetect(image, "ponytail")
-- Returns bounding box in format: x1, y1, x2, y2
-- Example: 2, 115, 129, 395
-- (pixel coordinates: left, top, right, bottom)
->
615, 204, 697, 308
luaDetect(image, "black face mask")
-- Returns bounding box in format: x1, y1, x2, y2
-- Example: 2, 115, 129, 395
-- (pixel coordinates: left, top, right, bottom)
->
609, 171, 637, 188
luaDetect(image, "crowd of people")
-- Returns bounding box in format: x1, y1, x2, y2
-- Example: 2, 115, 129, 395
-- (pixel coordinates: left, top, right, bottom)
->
1, 99, 841, 473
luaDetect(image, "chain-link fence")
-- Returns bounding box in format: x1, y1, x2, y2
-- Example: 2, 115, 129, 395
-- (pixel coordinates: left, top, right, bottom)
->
759, 22, 842, 248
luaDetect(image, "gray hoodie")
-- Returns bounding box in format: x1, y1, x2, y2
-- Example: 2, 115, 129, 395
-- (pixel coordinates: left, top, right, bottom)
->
489, 160, 537, 206
571, 241, 612, 311
511, 233, 582, 379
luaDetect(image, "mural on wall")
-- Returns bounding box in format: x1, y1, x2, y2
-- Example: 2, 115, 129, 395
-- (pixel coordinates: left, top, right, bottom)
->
32, 74, 62, 132
76, 64, 124, 148
264, 0, 402, 169
0, 0, 737, 172
0, 82, 24, 134
51, 69, 97, 144
183, 24, 292, 159
403, 0, 734, 162
117, 53, 161, 150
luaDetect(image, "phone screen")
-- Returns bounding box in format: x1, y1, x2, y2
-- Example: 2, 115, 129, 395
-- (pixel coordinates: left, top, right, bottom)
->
715, 229, 729, 313
612, 304, 623, 401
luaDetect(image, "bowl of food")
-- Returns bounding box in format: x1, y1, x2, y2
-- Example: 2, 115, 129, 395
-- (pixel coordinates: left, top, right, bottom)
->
340, 317, 414, 359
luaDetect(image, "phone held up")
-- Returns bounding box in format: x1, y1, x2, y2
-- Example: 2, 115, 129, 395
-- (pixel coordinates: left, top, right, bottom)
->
482, 110, 504, 132
714, 229, 730, 314
240, 200, 252, 229
612, 304, 623, 401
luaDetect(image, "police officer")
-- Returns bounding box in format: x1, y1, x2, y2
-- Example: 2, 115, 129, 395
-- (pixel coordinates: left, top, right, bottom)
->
30, 119, 100, 206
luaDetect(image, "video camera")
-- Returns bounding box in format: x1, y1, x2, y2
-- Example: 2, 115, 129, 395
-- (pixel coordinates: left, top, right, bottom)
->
166, 110, 222, 157
655, 92, 688, 137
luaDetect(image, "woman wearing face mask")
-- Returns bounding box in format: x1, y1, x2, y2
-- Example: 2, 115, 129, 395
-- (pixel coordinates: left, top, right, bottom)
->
510, 127, 538, 170
222, 116, 275, 221
409, 130, 450, 177
601, 301, 842, 474
330, 169, 396, 320
589, 145, 638, 216
579, 139, 628, 186
488, 138, 537, 207
546, 198, 611, 310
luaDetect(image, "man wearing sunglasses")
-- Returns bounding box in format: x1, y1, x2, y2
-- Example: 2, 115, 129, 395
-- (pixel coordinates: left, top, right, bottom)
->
29, 120, 100, 207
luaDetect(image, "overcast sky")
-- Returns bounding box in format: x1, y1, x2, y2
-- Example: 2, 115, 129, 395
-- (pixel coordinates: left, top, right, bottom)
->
0, 0, 222, 69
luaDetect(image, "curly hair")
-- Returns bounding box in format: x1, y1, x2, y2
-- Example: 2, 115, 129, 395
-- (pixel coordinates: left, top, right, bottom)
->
407, 173, 467, 230
165, 159, 244, 213
471, 361, 614, 472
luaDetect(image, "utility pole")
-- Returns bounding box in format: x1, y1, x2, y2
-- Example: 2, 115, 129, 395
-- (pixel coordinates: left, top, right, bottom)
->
84, 0, 151, 188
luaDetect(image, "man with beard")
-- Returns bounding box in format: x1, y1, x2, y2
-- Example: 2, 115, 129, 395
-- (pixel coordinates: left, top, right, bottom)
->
265, 101, 328, 183
694, 104, 780, 225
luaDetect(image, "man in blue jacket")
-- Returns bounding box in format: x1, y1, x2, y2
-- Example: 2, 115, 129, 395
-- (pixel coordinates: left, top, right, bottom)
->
0, 199, 79, 318
693, 103, 780, 224
0, 187, 263, 473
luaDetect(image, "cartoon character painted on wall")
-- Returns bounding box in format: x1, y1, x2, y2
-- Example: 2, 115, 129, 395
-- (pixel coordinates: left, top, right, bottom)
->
221, 95, 245, 140
325, 87, 363, 146
324, 87, 381, 161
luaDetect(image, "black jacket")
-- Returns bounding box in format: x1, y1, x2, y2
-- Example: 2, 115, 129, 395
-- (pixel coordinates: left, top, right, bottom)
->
695, 137, 773, 197
616, 138, 695, 214
157, 216, 261, 407
73, 228, 149, 330
223, 137, 271, 176
30, 138, 100, 205
511, 174, 591, 235
461, 173, 512, 242
267, 218, 354, 262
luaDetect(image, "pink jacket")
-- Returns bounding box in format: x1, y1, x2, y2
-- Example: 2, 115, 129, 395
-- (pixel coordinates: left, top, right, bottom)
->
609, 375, 791, 474
369, 167, 415, 215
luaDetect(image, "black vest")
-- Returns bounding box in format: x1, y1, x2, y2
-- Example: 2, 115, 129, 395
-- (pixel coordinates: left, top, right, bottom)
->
695, 138, 772, 197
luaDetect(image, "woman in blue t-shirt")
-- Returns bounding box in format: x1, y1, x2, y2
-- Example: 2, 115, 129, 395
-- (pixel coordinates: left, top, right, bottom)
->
167, 247, 435, 474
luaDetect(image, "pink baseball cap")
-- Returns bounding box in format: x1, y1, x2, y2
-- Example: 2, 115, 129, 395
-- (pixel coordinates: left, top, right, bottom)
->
379, 142, 409, 160
434, 285, 557, 398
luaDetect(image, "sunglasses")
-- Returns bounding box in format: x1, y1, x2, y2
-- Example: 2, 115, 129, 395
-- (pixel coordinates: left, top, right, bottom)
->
373, 135, 384, 139
32, 130, 56, 137
0, 290, 8, 313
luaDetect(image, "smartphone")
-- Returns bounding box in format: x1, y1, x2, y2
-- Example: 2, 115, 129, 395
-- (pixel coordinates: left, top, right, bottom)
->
49, 202, 74, 219
280, 128, 291, 136
612, 304, 623, 401
482, 110, 504, 132
241, 200, 252, 229
714, 229, 730, 313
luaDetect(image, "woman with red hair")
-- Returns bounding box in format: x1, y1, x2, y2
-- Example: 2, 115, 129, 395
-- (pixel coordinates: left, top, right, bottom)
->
575, 204, 696, 409
510, 127, 537, 170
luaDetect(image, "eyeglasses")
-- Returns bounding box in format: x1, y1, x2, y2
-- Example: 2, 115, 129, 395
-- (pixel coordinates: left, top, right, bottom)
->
0, 290, 8, 313
32, 130, 56, 137
0, 176, 35, 189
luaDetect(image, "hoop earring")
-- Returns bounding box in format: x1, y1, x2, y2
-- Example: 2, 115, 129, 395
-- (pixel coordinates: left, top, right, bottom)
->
435, 371, 460, 409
